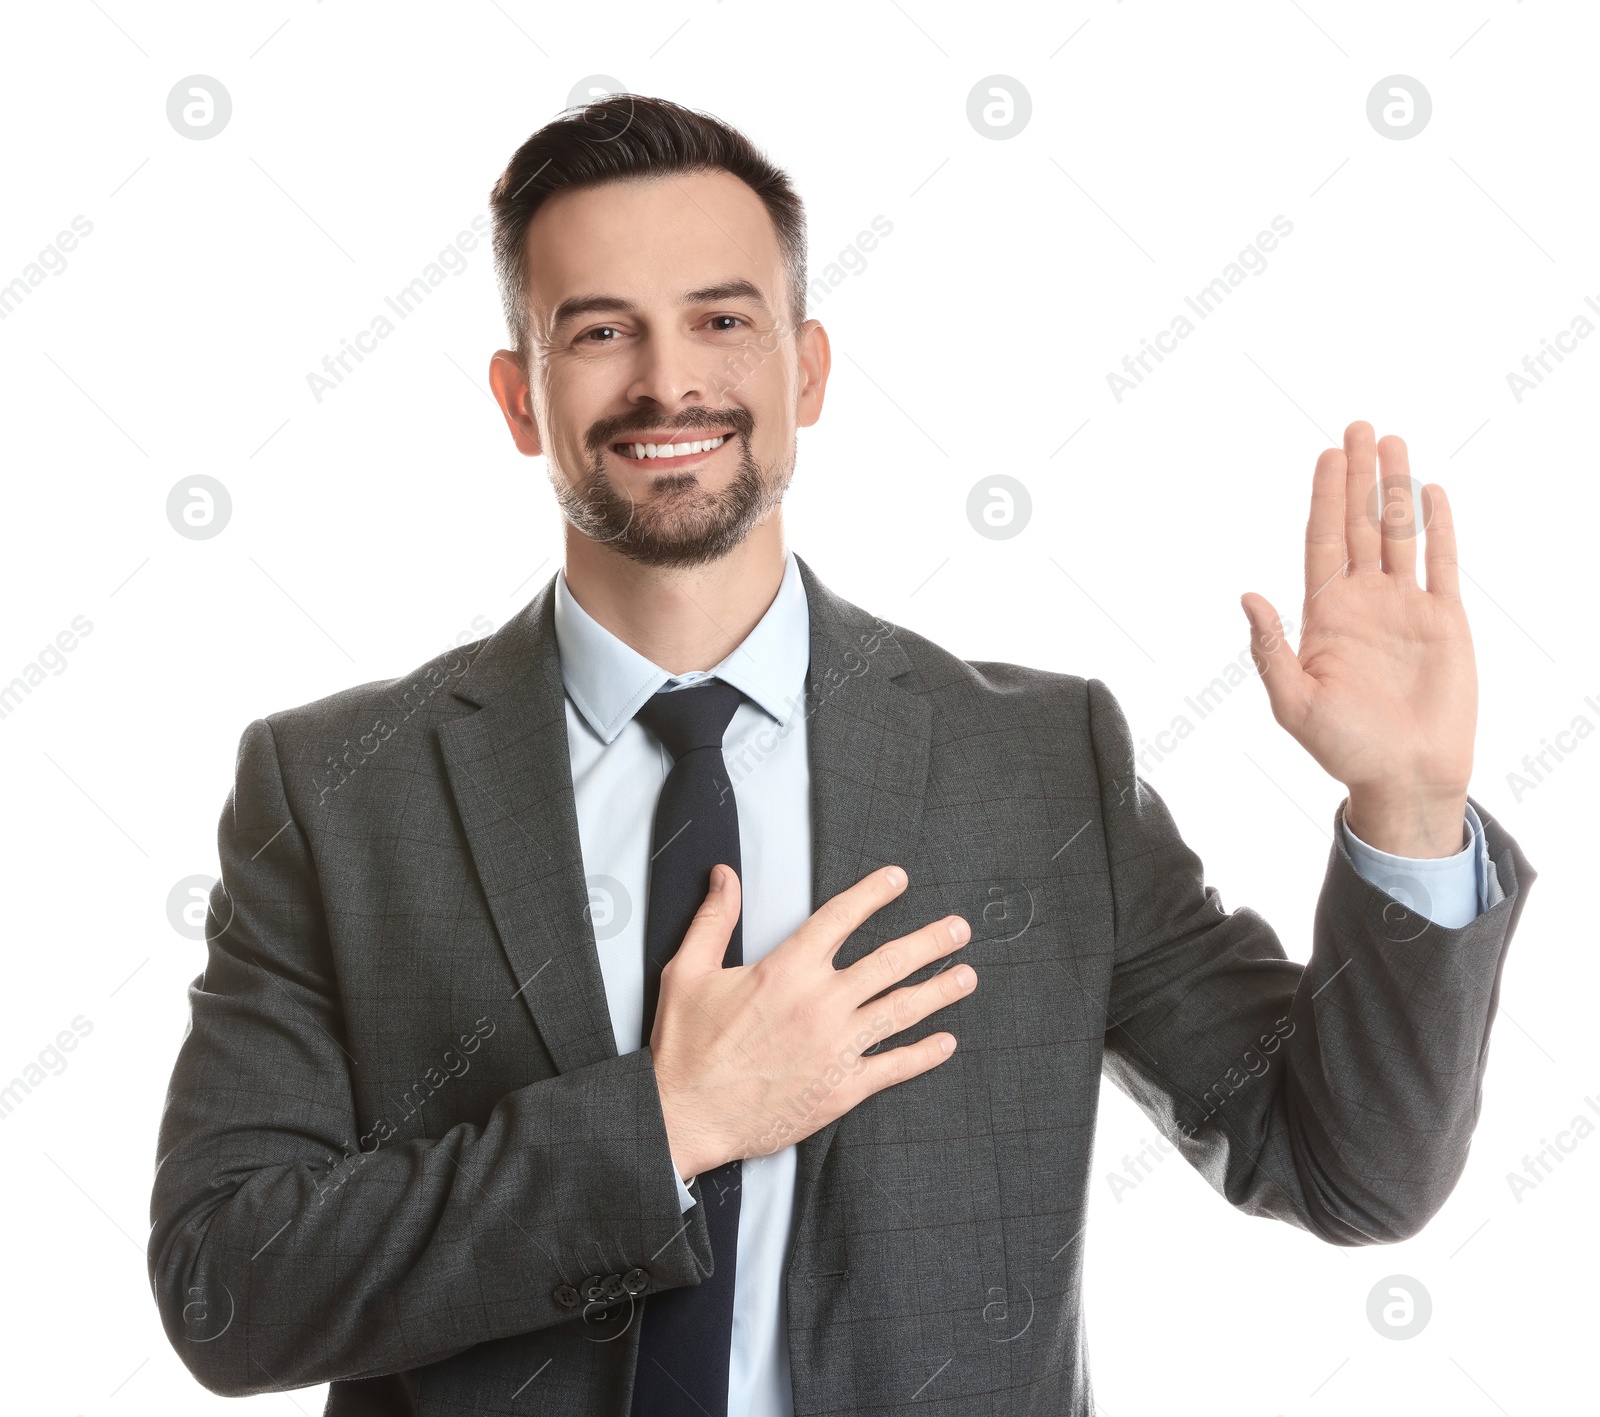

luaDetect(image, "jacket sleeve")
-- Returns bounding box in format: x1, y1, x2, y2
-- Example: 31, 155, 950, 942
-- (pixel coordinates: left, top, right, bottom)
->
1086, 678, 1536, 1245
148, 717, 712, 1395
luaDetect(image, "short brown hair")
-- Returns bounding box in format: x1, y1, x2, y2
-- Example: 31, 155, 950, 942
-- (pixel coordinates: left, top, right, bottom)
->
488, 94, 807, 365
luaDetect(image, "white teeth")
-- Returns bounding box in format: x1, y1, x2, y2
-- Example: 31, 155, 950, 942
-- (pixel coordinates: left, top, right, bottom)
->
622, 434, 727, 458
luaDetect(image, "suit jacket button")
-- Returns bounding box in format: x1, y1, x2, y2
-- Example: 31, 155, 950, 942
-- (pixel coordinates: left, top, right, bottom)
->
580, 1274, 606, 1304
623, 1267, 649, 1295
602, 1273, 627, 1300
553, 1284, 580, 1309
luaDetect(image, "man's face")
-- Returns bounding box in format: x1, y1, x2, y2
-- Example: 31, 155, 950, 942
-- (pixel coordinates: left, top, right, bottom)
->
503, 169, 827, 568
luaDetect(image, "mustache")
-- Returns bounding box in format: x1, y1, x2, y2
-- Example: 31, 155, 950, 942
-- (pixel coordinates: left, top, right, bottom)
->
585, 405, 754, 452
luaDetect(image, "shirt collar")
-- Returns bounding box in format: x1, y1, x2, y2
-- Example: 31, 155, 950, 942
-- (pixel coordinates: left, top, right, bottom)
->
552, 550, 811, 745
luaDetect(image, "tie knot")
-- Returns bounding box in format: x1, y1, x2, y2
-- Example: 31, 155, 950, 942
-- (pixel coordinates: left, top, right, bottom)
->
634, 679, 745, 761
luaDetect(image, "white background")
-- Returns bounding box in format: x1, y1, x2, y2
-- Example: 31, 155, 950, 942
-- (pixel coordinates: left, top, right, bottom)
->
1, 2, 1593, 1413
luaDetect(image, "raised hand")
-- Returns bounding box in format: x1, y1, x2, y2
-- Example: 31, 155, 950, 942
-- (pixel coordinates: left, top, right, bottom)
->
650, 864, 973, 1179
1239, 420, 1476, 858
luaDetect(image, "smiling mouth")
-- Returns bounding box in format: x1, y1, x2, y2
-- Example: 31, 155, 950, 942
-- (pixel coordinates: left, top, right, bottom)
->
610, 432, 731, 465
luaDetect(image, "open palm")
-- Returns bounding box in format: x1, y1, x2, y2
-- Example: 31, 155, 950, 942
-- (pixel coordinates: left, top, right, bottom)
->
1241, 421, 1476, 855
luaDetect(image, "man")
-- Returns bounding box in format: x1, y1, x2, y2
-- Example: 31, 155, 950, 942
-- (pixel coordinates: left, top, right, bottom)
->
149, 95, 1534, 1415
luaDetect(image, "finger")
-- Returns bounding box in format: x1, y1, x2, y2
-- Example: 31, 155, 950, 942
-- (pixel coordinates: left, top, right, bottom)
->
853, 1030, 958, 1101
841, 913, 970, 1002
1375, 434, 1418, 582
669, 863, 743, 976
1305, 446, 1349, 595
1240, 592, 1311, 734
791, 865, 909, 964
1343, 420, 1382, 572
859, 957, 977, 1041
1422, 483, 1460, 599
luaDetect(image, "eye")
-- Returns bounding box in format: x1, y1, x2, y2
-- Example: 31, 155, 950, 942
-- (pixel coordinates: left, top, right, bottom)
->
580, 325, 622, 343
705, 314, 746, 332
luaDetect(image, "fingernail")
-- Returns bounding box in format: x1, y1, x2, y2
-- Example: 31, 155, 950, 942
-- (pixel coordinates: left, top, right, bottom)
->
885, 866, 905, 887
955, 966, 975, 988
948, 916, 969, 942
711, 866, 725, 889
939, 1035, 956, 1054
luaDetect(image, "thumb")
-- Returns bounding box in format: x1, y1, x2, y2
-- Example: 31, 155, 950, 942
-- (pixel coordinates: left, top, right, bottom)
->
1239, 592, 1308, 729
672, 864, 743, 974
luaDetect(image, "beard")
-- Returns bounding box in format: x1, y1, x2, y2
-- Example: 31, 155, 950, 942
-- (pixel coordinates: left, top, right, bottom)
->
553, 411, 794, 569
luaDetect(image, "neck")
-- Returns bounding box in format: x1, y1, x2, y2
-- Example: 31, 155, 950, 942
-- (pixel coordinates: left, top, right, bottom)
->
561, 514, 788, 676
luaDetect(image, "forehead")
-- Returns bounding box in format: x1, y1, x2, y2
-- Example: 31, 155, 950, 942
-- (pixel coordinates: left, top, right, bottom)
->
522, 169, 786, 319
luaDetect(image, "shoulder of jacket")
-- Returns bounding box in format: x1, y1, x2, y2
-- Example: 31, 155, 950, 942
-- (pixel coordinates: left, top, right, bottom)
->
889, 622, 1096, 715
257, 637, 490, 748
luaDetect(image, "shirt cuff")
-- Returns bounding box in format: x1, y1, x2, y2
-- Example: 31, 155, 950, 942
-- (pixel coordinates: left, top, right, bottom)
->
673, 1165, 697, 1214
1341, 801, 1493, 929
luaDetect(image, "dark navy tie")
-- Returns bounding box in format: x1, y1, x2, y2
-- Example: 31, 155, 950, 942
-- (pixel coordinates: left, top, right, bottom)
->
630, 678, 745, 1417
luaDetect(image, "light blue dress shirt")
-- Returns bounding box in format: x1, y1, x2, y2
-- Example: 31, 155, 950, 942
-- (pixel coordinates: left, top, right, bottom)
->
554, 551, 813, 1417
550, 549, 1494, 1417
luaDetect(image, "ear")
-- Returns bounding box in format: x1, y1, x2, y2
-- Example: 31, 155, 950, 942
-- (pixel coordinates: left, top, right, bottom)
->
794, 319, 830, 429
489, 349, 544, 457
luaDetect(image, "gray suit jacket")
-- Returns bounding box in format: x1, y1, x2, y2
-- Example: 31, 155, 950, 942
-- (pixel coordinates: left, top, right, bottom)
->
149, 555, 1535, 1415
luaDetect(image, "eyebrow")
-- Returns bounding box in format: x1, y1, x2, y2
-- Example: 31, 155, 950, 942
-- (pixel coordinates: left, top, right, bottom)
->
549, 279, 771, 331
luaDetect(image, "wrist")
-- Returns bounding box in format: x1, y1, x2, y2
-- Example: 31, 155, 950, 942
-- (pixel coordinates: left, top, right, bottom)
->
660, 1103, 699, 1182
653, 1066, 716, 1182
1344, 785, 1469, 859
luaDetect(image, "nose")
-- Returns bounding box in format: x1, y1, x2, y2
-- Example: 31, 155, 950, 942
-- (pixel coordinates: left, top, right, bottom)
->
624, 324, 713, 413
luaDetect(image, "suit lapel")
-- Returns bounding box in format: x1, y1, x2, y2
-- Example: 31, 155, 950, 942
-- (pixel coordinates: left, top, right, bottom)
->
437, 580, 621, 1076
790, 556, 933, 1240
434, 557, 933, 1239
